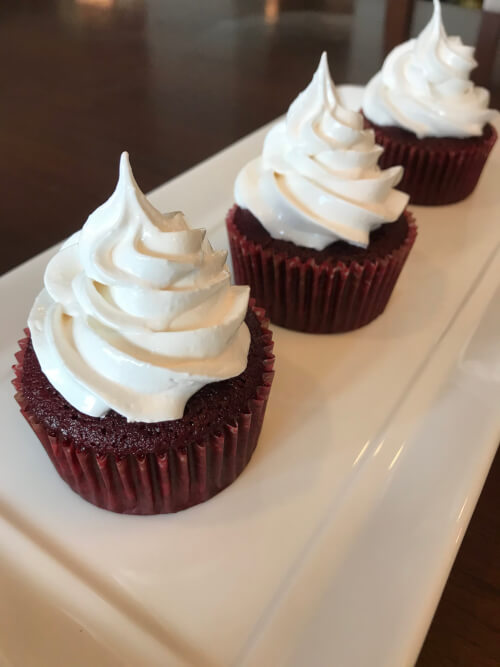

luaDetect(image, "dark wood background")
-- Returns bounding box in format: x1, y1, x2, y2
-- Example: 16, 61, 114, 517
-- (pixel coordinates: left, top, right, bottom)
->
1, 1, 498, 665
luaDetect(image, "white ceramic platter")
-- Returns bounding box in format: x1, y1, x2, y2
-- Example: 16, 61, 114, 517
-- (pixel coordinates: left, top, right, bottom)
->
0, 87, 499, 667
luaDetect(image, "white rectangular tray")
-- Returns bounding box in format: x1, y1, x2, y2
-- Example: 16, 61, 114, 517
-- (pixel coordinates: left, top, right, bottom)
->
0, 86, 499, 667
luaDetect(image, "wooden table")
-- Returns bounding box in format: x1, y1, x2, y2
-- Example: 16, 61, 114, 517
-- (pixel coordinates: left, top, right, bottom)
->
1, 1, 498, 665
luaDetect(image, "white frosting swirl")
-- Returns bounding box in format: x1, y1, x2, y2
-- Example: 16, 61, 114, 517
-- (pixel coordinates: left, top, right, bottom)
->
234, 53, 408, 250
29, 153, 250, 423
363, 0, 498, 138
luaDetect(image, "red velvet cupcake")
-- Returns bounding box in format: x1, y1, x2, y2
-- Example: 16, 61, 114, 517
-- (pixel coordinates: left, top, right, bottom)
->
14, 153, 275, 514
227, 206, 416, 333
362, 119, 497, 206
228, 53, 415, 333
14, 307, 274, 515
362, 0, 498, 206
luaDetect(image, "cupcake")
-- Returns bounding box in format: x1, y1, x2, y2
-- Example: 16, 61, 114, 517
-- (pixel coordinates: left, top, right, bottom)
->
362, 0, 498, 206
227, 53, 416, 334
13, 153, 275, 514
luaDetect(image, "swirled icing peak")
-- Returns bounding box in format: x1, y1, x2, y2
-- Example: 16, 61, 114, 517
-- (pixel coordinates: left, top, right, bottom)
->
29, 153, 250, 422
363, 0, 498, 138
235, 52, 408, 250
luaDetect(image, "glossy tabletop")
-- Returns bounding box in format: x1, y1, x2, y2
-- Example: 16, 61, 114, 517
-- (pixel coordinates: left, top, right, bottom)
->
0, 1, 499, 666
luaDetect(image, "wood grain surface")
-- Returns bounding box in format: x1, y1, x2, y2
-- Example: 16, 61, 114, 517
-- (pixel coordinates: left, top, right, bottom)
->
1, 1, 498, 665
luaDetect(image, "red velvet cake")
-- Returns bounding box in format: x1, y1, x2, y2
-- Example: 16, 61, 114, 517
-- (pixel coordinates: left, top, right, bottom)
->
13, 307, 274, 514
227, 206, 416, 334
364, 118, 497, 206
14, 153, 275, 514
362, 0, 498, 206
229, 53, 415, 333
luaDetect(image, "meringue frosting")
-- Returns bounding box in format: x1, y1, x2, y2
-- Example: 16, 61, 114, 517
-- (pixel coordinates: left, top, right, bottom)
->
29, 153, 250, 423
363, 0, 498, 138
235, 52, 408, 250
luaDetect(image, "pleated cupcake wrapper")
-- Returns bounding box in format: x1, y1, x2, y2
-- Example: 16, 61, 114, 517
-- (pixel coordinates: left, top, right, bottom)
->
12, 306, 275, 515
227, 208, 417, 334
366, 119, 497, 206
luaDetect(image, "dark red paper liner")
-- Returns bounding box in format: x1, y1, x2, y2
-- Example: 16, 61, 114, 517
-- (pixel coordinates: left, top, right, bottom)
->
12, 305, 275, 515
227, 207, 417, 333
364, 119, 497, 206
